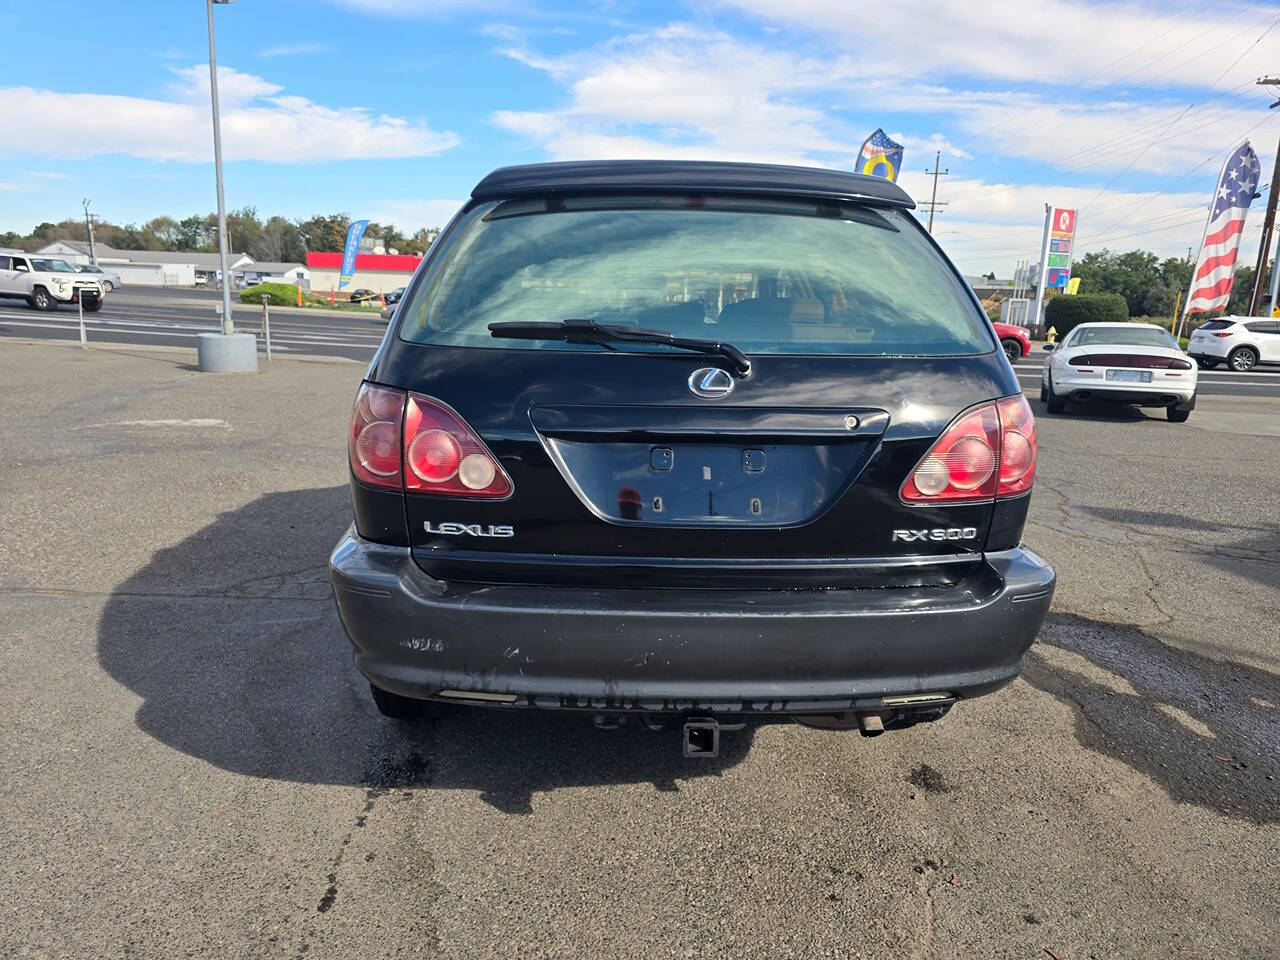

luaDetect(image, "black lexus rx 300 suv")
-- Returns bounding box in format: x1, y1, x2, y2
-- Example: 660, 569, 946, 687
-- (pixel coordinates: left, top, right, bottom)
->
329, 160, 1055, 749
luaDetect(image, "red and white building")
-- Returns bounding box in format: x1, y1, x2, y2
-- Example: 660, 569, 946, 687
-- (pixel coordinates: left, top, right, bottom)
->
306, 252, 422, 294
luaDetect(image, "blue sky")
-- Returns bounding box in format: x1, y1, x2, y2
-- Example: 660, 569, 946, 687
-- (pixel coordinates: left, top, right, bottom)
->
2, 0, 1278, 274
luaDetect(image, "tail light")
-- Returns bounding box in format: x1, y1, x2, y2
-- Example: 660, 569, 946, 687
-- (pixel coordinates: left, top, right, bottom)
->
1212, 332, 1231, 338
347, 384, 512, 497
403, 393, 512, 497
995, 394, 1036, 496
349, 383, 405, 490
1069, 354, 1193, 369
901, 395, 1037, 503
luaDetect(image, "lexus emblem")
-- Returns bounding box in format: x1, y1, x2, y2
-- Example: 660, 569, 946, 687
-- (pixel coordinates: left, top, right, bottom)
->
688, 367, 735, 399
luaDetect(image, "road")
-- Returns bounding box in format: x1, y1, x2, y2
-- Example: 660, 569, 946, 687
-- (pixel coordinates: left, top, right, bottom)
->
0, 285, 388, 360
3, 286, 1280, 397
0, 341, 1276, 959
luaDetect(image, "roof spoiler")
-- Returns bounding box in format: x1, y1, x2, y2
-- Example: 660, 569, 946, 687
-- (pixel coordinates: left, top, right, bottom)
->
471, 160, 916, 209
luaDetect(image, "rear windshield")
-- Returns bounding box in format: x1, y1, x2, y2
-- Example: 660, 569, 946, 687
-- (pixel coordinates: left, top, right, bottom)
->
1069, 326, 1178, 348
1196, 320, 1234, 331
398, 196, 990, 356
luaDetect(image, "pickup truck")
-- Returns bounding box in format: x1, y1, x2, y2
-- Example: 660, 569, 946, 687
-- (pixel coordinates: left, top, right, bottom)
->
0, 251, 104, 311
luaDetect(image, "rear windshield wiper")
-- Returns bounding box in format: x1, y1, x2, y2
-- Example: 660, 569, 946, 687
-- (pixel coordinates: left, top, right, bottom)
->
488, 318, 752, 378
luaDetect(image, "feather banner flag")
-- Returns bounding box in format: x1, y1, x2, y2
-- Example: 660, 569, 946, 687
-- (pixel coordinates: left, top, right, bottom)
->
1185, 142, 1260, 315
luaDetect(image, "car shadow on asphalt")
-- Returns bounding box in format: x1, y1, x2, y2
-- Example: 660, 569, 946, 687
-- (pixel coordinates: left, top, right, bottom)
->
96, 486, 753, 813
1079, 505, 1280, 591
1029, 399, 1161, 424
1024, 613, 1279, 824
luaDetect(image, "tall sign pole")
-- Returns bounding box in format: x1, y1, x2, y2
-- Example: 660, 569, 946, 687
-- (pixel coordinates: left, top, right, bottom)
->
207, 0, 234, 337
195, 0, 255, 374
1032, 205, 1052, 332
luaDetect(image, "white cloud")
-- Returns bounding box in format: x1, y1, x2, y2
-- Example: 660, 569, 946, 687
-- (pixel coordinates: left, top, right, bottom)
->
0, 65, 458, 164
489, 17, 1280, 273
326, 0, 515, 14
493, 25, 867, 164
259, 42, 333, 58
0, 182, 17, 192
369, 198, 467, 232
719, 0, 1280, 91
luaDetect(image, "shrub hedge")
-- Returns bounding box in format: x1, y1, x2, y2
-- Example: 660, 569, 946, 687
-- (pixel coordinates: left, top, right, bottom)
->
239, 282, 305, 307
1044, 293, 1128, 337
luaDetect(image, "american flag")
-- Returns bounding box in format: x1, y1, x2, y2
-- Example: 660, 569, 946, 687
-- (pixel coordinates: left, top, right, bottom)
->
1186, 141, 1261, 315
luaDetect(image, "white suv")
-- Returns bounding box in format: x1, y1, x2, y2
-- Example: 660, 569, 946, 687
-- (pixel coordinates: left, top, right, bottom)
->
0, 252, 105, 312
1187, 316, 1280, 372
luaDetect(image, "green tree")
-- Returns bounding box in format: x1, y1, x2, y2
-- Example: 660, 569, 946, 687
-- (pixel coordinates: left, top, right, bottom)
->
408, 227, 440, 254
252, 215, 307, 263
175, 215, 210, 251
1072, 249, 1161, 316
298, 214, 350, 253
225, 207, 263, 257
1227, 265, 1256, 315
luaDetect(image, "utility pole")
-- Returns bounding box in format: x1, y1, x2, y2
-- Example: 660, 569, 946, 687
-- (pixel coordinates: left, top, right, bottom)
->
922, 151, 949, 232
1248, 76, 1280, 315
82, 199, 97, 265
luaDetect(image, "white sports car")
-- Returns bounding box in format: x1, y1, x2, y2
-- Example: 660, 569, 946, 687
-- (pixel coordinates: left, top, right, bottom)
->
1041, 322, 1198, 422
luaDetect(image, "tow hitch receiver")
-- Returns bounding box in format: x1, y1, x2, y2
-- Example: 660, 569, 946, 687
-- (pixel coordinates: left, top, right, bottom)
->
682, 716, 720, 758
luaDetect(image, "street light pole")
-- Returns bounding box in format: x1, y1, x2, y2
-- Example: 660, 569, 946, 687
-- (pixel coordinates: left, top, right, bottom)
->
195, 0, 255, 372
207, 0, 233, 336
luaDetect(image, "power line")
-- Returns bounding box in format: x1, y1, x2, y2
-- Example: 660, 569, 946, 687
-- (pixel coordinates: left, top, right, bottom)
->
1077, 13, 1280, 214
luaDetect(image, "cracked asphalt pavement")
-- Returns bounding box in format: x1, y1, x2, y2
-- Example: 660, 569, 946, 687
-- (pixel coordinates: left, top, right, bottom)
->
1, 343, 1276, 959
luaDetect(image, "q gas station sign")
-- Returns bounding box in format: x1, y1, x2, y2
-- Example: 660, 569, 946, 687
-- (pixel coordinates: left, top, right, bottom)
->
1045, 207, 1077, 289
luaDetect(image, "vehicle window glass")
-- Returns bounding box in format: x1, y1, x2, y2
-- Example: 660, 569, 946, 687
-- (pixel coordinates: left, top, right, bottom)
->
32, 258, 77, 273
399, 197, 990, 357
1070, 326, 1178, 348
1244, 321, 1280, 334
0, 256, 9, 270
1197, 319, 1234, 331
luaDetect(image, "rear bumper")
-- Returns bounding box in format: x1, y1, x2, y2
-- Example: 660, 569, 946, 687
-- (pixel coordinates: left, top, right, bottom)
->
330, 530, 1055, 714
1187, 344, 1229, 360
1055, 377, 1195, 406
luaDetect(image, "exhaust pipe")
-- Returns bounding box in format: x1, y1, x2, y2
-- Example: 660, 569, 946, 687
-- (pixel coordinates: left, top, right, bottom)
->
858, 712, 886, 737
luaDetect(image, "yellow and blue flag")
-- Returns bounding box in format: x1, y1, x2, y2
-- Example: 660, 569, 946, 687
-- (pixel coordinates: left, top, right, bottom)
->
858, 129, 904, 182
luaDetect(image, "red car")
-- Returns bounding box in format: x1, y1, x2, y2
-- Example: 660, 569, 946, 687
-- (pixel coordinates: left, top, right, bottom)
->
992, 321, 1031, 363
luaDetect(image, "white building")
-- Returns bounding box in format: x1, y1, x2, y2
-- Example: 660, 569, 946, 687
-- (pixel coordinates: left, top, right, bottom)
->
33, 240, 276, 287
239, 261, 310, 286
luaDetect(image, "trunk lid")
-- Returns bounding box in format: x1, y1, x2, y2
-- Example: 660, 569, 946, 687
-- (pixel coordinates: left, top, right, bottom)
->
375, 346, 1014, 588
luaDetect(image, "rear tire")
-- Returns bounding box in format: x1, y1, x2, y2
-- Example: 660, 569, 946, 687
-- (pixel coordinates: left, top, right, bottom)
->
370, 683, 443, 720
30, 287, 55, 311
1167, 405, 1191, 422
1195, 356, 1219, 370
1001, 338, 1024, 363
1227, 346, 1258, 372
102, 281, 113, 293
83, 298, 102, 313
1045, 375, 1066, 414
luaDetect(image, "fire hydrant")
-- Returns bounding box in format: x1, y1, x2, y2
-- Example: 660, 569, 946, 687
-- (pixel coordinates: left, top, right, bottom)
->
1046, 325, 1058, 345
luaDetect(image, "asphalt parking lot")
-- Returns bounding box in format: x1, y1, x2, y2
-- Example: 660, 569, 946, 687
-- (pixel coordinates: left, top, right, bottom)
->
1, 342, 1277, 959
